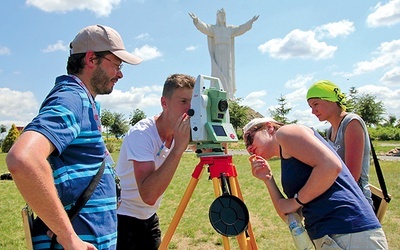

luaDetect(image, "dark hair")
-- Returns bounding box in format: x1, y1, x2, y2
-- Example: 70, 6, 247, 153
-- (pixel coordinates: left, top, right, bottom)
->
66, 51, 111, 75
162, 74, 196, 99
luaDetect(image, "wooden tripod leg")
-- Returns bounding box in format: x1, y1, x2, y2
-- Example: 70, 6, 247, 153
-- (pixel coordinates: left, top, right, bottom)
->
159, 166, 206, 250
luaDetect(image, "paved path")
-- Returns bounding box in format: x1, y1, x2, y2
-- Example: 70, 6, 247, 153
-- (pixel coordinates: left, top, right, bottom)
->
228, 150, 400, 161
378, 155, 400, 161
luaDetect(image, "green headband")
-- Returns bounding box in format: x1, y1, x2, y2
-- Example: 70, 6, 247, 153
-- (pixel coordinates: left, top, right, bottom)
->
306, 80, 346, 110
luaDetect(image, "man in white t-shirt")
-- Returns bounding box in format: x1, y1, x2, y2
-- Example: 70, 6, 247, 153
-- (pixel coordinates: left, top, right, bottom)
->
116, 74, 195, 249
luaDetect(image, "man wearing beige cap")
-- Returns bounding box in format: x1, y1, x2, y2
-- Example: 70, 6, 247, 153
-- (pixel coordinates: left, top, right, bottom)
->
7, 24, 141, 250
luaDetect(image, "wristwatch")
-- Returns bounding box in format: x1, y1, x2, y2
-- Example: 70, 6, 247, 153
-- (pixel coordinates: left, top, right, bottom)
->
294, 193, 306, 206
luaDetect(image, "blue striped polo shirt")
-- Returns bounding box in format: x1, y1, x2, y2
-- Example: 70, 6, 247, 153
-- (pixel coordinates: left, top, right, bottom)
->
24, 75, 117, 249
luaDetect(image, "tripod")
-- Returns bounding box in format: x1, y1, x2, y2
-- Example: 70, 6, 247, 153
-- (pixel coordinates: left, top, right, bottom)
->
159, 154, 258, 250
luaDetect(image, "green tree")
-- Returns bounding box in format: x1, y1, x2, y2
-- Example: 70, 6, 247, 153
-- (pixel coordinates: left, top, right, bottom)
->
269, 94, 297, 124
382, 114, 397, 127
353, 93, 385, 126
345, 87, 358, 113
110, 113, 129, 139
396, 118, 400, 128
228, 98, 248, 132
101, 109, 114, 139
1, 124, 20, 153
129, 108, 146, 126
0, 124, 6, 133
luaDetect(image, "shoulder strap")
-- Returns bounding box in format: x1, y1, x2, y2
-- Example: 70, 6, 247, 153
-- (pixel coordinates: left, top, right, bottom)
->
67, 160, 106, 220
369, 138, 391, 203
50, 160, 106, 249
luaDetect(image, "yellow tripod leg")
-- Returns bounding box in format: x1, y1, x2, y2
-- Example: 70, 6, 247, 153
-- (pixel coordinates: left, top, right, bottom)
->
230, 176, 258, 250
160, 154, 259, 250
159, 166, 206, 250
212, 177, 231, 250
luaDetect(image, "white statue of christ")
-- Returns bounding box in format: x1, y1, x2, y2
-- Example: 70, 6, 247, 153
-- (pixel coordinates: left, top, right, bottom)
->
189, 9, 259, 99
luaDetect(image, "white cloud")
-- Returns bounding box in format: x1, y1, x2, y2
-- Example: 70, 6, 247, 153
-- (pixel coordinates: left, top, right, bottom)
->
25, 0, 121, 17
258, 20, 355, 60
0, 88, 39, 127
284, 74, 314, 89
135, 33, 151, 40
97, 85, 163, 117
258, 29, 336, 60
380, 66, 400, 86
132, 45, 162, 61
42, 40, 68, 53
315, 20, 355, 39
185, 45, 197, 51
242, 90, 267, 109
291, 108, 325, 127
285, 87, 308, 103
349, 39, 400, 76
0, 46, 11, 55
366, 0, 400, 27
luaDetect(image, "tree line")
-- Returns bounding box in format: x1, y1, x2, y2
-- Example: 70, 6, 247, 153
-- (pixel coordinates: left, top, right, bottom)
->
229, 87, 400, 140
1, 87, 399, 153
100, 108, 146, 139
0, 109, 146, 153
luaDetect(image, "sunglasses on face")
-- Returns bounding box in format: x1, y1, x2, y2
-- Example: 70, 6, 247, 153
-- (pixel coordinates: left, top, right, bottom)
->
244, 125, 264, 148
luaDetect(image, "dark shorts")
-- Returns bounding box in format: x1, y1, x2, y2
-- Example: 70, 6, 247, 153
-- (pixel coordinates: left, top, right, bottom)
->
117, 213, 161, 250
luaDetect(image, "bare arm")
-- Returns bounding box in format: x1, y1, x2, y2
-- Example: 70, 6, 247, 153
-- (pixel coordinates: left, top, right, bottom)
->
249, 155, 288, 220
276, 125, 342, 215
343, 120, 365, 181
134, 114, 191, 205
6, 131, 95, 249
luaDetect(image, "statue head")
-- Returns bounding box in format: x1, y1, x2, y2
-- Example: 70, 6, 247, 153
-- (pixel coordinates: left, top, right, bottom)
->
216, 8, 226, 26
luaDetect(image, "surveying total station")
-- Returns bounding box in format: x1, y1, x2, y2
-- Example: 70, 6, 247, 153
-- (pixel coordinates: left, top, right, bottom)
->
189, 75, 238, 154
159, 75, 258, 250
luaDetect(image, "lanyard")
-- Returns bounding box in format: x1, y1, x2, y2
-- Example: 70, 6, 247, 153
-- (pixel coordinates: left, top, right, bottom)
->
68, 75, 114, 165
69, 75, 102, 132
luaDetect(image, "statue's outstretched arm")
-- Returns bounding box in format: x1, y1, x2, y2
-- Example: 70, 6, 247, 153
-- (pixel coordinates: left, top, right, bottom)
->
188, 12, 198, 24
189, 12, 212, 35
251, 15, 260, 23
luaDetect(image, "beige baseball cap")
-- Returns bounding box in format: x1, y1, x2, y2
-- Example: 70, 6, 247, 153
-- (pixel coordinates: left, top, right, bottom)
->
70, 24, 142, 65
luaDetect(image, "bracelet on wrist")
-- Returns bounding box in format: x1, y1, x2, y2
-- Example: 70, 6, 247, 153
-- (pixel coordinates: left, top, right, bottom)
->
294, 193, 306, 206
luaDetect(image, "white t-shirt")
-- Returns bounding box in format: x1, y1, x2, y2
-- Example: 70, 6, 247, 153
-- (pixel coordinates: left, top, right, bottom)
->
116, 116, 172, 219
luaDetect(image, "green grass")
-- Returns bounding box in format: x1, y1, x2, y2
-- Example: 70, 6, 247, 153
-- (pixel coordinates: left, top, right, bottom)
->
0, 152, 26, 250
158, 154, 400, 249
1, 141, 399, 249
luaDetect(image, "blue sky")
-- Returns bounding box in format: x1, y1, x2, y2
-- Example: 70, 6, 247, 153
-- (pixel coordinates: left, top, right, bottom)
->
1, 0, 400, 130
